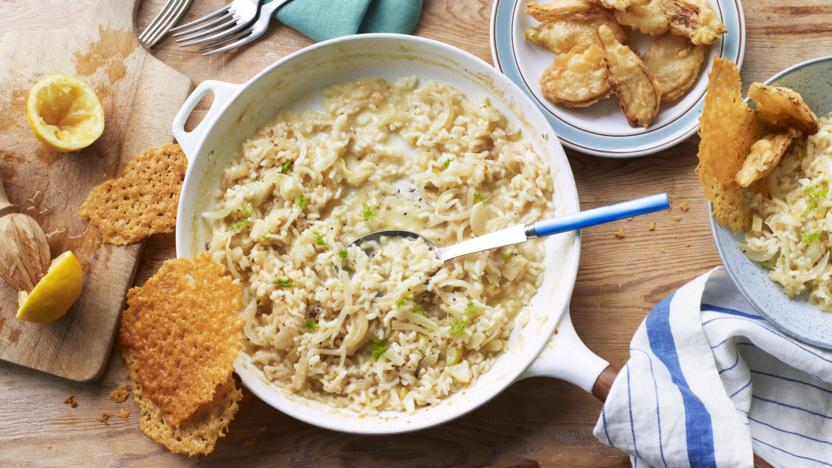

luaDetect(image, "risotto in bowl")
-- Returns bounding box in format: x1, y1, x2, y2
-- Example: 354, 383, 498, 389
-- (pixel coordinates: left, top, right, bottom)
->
710, 56, 832, 350
172, 34, 611, 433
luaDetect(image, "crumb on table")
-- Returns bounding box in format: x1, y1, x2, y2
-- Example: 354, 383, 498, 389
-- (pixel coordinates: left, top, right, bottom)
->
648, 222, 656, 231
97, 412, 110, 425
678, 201, 690, 212
64, 395, 77, 408
673, 215, 682, 222
117, 409, 130, 420
614, 228, 625, 239
110, 384, 129, 403
243, 436, 258, 449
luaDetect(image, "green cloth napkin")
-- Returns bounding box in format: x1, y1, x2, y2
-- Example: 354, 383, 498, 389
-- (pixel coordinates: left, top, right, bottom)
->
273, 0, 424, 42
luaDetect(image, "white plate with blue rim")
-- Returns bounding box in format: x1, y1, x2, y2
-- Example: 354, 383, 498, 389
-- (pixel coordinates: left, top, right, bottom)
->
490, 0, 746, 158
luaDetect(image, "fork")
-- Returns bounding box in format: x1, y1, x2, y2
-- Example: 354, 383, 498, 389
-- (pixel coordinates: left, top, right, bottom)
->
139, 0, 193, 48
171, 0, 261, 48
199, 0, 295, 55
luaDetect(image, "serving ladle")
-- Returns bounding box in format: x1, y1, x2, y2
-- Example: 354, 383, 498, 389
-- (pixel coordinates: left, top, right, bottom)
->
351, 193, 670, 263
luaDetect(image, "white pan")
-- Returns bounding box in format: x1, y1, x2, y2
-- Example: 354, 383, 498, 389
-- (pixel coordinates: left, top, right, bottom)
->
172, 34, 616, 434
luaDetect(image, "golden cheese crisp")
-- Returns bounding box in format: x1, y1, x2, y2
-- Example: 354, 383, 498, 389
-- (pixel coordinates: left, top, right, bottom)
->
79, 143, 186, 245
119, 253, 243, 428
126, 352, 243, 457
697, 58, 762, 231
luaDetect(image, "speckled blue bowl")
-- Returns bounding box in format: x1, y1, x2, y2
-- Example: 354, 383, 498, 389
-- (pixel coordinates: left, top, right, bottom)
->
711, 56, 832, 350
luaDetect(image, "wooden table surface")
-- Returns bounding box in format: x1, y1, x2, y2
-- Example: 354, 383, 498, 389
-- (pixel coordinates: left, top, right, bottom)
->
2, 0, 831, 466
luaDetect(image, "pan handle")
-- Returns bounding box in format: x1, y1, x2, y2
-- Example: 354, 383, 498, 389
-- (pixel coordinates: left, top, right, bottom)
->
519, 310, 618, 402
171, 80, 241, 161
592, 364, 618, 402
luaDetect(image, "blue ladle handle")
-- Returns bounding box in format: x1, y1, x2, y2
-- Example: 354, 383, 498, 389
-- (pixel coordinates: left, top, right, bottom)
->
528, 193, 670, 238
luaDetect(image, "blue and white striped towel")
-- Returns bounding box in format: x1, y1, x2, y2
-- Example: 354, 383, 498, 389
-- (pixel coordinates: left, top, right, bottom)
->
594, 267, 832, 467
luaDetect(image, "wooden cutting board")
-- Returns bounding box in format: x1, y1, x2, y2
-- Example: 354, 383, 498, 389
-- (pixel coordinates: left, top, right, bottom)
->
0, 0, 191, 381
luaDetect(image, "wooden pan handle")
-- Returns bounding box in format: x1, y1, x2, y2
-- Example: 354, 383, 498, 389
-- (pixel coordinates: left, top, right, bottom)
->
591, 365, 618, 402
0, 173, 17, 217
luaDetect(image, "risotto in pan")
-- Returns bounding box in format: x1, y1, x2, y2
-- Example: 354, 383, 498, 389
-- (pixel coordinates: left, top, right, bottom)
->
204, 77, 554, 413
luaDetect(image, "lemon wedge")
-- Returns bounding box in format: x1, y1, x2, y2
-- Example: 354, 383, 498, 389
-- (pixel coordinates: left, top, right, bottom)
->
17, 251, 85, 323
26, 75, 104, 152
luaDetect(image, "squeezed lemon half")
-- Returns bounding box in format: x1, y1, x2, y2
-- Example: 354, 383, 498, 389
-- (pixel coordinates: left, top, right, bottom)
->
26, 75, 104, 152
17, 251, 85, 323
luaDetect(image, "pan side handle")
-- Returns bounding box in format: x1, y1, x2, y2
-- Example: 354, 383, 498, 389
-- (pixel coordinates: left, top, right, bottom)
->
171, 80, 241, 160
519, 310, 618, 402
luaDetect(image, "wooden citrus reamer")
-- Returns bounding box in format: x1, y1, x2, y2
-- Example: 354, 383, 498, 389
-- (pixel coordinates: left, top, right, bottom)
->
0, 174, 51, 291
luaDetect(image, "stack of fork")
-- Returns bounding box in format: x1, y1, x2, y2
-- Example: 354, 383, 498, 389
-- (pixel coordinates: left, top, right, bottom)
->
140, 0, 293, 55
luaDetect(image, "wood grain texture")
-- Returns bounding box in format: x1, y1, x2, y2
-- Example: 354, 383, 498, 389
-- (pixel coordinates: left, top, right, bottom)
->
1, 0, 830, 465
0, 0, 191, 382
